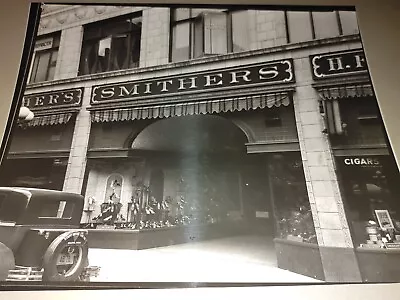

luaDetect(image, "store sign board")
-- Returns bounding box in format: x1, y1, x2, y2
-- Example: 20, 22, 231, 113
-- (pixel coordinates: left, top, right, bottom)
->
310, 49, 368, 79
343, 157, 381, 166
91, 59, 295, 105
22, 88, 84, 110
34, 37, 53, 51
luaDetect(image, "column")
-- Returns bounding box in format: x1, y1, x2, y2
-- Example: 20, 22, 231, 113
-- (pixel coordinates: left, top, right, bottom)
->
292, 56, 362, 282
54, 26, 83, 80
63, 86, 91, 194
248, 10, 287, 50
139, 8, 170, 68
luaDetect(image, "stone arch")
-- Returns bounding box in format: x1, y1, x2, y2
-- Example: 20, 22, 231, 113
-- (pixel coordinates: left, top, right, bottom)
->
229, 119, 256, 143
129, 114, 249, 154
123, 120, 156, 149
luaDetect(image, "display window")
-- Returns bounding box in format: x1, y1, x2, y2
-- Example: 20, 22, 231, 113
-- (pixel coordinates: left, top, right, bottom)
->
269, 153, 317, 244
0, 158, 68, 191
336, 155, 400, 248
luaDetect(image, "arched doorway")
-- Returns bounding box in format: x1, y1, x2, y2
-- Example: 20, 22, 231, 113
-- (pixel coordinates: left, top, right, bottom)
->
130, 114, 275, 236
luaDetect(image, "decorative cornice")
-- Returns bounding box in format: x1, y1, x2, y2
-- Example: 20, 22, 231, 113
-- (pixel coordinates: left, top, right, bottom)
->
41, 4, 73, 15
38, 5, 146, 35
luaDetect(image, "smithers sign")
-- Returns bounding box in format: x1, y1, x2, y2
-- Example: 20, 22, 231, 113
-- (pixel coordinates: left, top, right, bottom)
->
90, 59, 294, 105
22, 88, 83, 110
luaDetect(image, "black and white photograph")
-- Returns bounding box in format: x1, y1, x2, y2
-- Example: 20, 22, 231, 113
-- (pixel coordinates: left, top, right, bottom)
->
1, 2, 400, 286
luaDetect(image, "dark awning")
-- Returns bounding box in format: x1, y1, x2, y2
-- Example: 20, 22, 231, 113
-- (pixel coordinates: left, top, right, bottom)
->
22, 113, 73, 127
317, 83, 374, 100
91, 92, 290, 123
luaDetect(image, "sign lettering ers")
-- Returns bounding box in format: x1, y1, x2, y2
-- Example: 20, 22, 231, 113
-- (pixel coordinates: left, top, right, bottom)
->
91, 59, 294, 104
310, 50, 368, 79
22, 88, 83, 110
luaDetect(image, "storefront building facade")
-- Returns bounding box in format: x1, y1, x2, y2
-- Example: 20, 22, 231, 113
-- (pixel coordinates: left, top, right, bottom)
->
3, 4, 400, 282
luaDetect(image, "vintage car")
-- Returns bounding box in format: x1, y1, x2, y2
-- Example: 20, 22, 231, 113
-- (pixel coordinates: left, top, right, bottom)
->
0, 187, 100, 282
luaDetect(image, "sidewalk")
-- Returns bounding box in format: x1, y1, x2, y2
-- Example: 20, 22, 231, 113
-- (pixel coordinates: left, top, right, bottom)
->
88, 235, 321, 283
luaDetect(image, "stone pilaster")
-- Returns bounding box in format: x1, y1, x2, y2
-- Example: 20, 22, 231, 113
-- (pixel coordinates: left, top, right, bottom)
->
292, 55, 362, 282
139, 8, 170, 67
248, 10, 287, 50
54, 27, 83, 80
62, 86, 91, 194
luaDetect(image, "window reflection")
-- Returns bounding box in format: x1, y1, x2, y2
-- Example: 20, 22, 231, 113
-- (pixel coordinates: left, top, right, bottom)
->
79, 14, 142, 75
29, 34, 60, 83
170, 8, 249, 62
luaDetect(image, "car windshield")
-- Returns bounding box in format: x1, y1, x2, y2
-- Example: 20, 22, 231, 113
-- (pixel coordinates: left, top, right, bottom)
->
0, 193, 27, 223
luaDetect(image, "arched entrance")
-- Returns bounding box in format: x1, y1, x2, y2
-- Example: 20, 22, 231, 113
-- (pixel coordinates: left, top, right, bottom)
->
130, 114, 275, 237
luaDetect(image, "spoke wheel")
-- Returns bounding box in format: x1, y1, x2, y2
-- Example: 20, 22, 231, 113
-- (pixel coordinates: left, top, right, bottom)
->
42, 231, 88, 282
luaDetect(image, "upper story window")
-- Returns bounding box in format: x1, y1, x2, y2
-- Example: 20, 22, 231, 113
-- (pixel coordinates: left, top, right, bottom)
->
29, 33, 60, 83
285, 10, 359, 43
170, 8, 249, 62
79, 13, 142, 76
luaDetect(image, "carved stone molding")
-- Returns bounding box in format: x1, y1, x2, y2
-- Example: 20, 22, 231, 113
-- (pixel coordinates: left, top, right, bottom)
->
38, 5, 145, 35
41, 4, 69, 15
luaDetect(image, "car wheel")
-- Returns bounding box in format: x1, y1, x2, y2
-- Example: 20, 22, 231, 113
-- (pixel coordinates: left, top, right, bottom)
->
42, 231, 88, 282
0, 242, 15, 281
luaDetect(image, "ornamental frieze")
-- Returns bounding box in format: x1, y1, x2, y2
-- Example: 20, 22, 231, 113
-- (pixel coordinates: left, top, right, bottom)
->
38, 5, 145, 35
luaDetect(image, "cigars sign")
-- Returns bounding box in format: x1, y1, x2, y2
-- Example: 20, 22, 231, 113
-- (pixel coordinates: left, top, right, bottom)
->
310, 49, 368, 79
90, 59, 294, 105
22, 88, 83, 110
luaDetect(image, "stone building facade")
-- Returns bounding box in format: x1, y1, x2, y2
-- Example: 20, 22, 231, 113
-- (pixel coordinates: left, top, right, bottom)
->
2, 4, 399, 282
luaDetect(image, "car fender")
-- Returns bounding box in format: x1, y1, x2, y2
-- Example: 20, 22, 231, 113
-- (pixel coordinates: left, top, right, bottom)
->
0, 242, 15, 281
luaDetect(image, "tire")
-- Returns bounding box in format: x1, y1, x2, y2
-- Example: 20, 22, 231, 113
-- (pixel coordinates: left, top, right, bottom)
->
0, 242, 15, 281
42, 231, 88, 282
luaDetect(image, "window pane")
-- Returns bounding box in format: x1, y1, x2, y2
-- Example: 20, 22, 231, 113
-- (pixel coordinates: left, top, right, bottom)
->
56, 201, 66, 218
40, 201, 60, 218
339, 11, 359, 35
130, 31, 141, 68
52, 35, 61, 48
84, 26, 102, 41
50, 49, 58, 66
103, 18, 132, 37
171, 22, 190, 62
47, 50, 58, 80
80, 42, 96, 75
47, 66, 56, 81
32, 51, 51, 83
110, 36, 129, 70
191, 8, 224, 17
232, 10, 249, 52
204, 13, 227, 55
287, 11, 313, 43
193, 18, 204, 58
80, 14, 142, 74
29, 55, 40, 83
62, 202, 75, 219
312, 12, 340, 39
